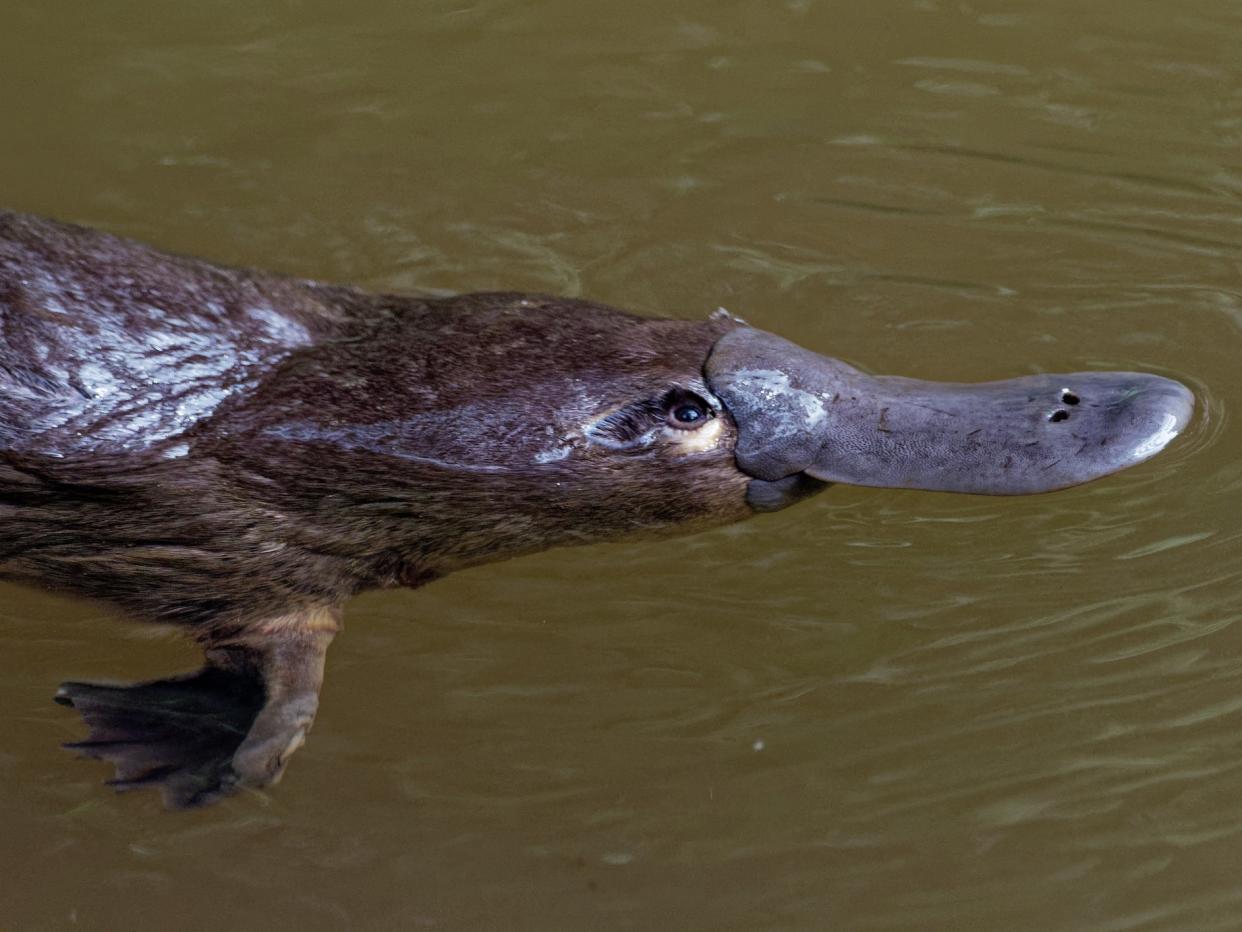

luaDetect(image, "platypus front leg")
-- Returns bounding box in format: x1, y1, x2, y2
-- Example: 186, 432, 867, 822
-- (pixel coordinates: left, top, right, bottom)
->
205, 606, 340, 793
57, 605, 339, 808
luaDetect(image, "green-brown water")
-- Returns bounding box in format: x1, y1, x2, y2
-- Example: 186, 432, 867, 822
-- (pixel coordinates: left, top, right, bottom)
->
2, 1, 1240, 929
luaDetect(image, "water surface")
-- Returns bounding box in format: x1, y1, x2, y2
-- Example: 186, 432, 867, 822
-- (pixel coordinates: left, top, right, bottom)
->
2, 1, 1241, 929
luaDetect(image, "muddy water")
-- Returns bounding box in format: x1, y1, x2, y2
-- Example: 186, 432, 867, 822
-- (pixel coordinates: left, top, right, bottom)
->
1, 1, 1241, 929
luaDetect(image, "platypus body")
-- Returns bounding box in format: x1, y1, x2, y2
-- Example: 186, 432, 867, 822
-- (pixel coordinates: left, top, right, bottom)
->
0, 210, 1194, 806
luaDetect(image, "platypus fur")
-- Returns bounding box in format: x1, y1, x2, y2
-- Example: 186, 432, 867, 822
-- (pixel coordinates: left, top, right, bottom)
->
0, 210, 1194, 806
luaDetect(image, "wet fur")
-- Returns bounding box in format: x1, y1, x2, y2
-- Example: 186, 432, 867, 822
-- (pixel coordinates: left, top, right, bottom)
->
0, 212, 751, 637
0, 210, 759, 804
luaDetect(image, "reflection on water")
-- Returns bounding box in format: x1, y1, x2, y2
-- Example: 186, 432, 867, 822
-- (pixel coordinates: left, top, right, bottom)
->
2, 0, 1242, 929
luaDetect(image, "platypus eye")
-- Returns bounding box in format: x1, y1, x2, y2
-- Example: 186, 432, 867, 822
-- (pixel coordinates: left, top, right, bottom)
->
669, 399, 709, 428
664, 389, 713, 430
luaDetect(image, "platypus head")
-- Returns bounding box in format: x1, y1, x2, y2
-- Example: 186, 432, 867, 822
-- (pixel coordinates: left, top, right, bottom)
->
236, 294, 1193, 578
566, 302, 1193, 519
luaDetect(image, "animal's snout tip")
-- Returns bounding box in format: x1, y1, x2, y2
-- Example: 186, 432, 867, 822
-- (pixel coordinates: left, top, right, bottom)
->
1123, 374, 1195, 461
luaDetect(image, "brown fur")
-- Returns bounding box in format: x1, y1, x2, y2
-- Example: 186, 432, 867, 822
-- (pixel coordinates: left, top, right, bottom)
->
0, 210, 804, 804
2, 210, 764, 803
0, 211, 752, 638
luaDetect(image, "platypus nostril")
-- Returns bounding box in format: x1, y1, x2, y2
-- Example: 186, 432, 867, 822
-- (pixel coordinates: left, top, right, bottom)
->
1049, 409, 1070, 422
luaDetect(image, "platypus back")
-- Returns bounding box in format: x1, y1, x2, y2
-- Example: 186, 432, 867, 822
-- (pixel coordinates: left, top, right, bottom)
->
0, 211, 378, 456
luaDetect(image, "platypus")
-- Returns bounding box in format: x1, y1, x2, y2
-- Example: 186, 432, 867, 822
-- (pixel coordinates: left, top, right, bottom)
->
0, 211, 1194, 806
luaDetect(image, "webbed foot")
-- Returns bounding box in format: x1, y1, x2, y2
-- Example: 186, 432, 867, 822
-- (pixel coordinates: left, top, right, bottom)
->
57, 607, 339, 808
56, 667, 265, 808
